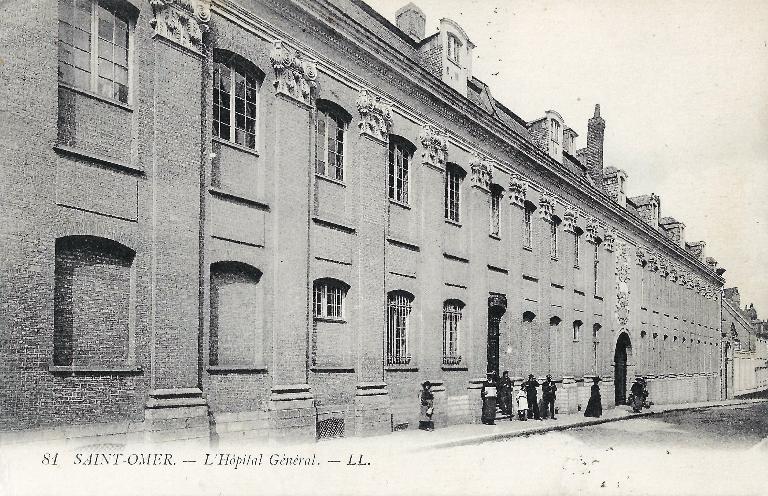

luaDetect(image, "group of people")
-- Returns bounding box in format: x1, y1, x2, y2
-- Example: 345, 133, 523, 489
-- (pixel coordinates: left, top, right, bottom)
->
629, 377, 651, 413
419, 373, 607, 431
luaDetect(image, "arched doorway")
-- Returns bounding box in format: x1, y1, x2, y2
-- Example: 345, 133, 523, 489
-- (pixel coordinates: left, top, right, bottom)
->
614, 332, 632, 405
487, 295, 507, 377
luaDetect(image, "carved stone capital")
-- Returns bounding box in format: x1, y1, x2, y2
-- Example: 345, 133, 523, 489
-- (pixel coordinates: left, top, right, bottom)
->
538, 192, 555, 222
270, 40, 317, 106
419, 125, 448, 169
658, 257, 669, 278
509, 174, 528, 208
469, 154, 492, 191
562, 206, 578, 233
677, 271, 688, 287
669, 267, 678, 283
585, 217, 599, 244
635, 247, 646, 267
646, 253, 659, 272
150, 0, 211, 53
356, 89, 392, 142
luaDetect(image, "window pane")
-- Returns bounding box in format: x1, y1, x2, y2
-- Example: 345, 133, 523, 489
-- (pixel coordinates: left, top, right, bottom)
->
73, 28, 90, 51
98, 58, 113, 79
235, 128, 245, 146
246, 103, 256, 119
234, 97, 244, 115
98, 38, 113, 62
58, 43, 74, 66
115, 82, 128, 103
59, 21, 74, 45
219, 124, 230, 141
59, 0, 74, 22
58, 62, 74, 85
73, 68, 90, 89
115, 65, 128, 85
98, 16, 113, 41
97, 77, 112, 97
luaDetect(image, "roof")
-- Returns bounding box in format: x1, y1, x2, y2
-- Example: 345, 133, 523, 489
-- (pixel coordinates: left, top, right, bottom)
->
628, 194, 657, 207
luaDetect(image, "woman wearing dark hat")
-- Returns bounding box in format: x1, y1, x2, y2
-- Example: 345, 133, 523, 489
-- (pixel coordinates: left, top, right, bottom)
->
584, 376, 602, 418
419, 381, 435, 431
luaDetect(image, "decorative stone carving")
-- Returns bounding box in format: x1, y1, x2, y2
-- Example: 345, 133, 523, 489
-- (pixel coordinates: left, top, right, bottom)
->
356, 89, 393, 141
562, 206, 578, 233
538, 192, 555, 222
469, 154, 492, 191
585, 217, 599, 244
635, 247, 646, 266
509, 174, 528, 208
646, 253, 658, 272
270, 40, 317, 106
669, 267, 678, 283
658, 257, 669, 278
150, 0, 211, 53
419, 125, 448, 169
603, 230, 616, 252
677, 271, 687, 287
615, 240, 631, 329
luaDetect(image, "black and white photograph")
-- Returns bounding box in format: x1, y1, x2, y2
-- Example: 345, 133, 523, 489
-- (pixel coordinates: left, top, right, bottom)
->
0, 0, 767, 494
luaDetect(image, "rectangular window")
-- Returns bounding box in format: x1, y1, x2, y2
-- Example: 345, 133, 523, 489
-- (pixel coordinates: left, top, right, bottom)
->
388, 142, 410, 204
213, 61, 259, 149
523, 206, 532, 249
550, 221, 558, 260
573, 232, 580, 267
445, 167, 461, 223
315, 109, 345, 181
550, 119, 560, 144
387, 293, 411, 365
442, 302, 462, 360
447, 34, 460, 64
490, 188, 501, 237
58, 0, 130, 104
313, 281, 345, 320
594, 243, 601, 296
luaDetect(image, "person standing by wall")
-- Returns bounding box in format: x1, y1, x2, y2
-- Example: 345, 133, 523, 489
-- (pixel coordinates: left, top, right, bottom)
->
524, 374, 541, 420
584, 376, 602, 418
498, 371, 513, 419
418, 381, 434, 430
516, 384, 528, 421
481, 373, 498, 425
541, 374, 557, 420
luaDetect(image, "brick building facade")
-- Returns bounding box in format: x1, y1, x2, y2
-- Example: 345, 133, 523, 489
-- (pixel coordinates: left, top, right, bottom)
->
0, 0, 726, 443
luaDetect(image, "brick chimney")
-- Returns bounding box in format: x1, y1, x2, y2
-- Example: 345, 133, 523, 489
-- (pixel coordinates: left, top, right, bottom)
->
586, 104, 605, 189
396, 3, 426, 43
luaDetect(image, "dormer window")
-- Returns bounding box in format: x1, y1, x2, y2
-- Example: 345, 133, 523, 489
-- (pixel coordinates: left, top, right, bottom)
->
447, 33, 461, 64
550, 119, 561, 145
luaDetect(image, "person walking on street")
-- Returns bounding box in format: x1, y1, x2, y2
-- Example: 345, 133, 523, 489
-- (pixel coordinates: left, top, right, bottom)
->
541, 374, 557, 420
516, 384, 528, 421
630, 377, 644, 413
524, 374, 541, 420
498, 371, 513, 419
418, 381, 434, 430
481, 373, 498, 425
584, 376, 602, 418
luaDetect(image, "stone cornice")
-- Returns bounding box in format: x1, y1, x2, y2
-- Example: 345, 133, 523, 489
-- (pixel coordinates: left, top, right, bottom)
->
212, 0, 723, 286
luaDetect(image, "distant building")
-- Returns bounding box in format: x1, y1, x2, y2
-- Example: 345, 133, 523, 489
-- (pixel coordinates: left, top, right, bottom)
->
0, 0, 726, 443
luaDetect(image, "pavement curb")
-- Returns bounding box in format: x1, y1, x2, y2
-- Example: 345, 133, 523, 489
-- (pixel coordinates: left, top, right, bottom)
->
414, 398, 768, 452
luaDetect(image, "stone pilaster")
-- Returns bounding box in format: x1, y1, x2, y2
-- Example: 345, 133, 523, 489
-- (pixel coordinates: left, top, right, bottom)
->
467, 378, 485, 424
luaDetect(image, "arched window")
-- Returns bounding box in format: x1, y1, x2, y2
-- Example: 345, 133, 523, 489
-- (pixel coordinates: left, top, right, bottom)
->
523, 201, 536, 249
443, 300, 464, 363
387, 291, 413, 365
490, 184, 503, 237
315, 100, 351, 182
313, 278, 348, 320
444, 164, 464, 223
550, 215, 561, 260
54, 235, 135, 367
213, 52, 263, 149
388, 136, 415, 205
572, 320, 583, 341
593, 323, 602, 342
523, 311, 536, 323
210, 262, 263, 366
573, 227, 583, 268
58, 0, 137, 104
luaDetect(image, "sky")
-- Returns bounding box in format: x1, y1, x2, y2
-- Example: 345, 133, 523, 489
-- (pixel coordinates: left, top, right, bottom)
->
366, 0, 768, 314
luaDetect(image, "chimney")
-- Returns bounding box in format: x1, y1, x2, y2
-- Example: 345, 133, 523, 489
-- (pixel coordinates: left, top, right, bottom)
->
396, 3, 426, 43
586, 104, 605, 189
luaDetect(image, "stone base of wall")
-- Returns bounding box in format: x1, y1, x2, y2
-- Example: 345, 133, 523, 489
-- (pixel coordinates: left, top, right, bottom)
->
467, 378, 484, 424
211, 410, 270, 446
353, 382, 390, 437
268, 384, 315, 443
143, 388, 210, 445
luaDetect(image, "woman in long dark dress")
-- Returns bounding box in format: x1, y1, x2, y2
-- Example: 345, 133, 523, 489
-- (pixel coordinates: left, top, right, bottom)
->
481, 374, 498, 425
584, 376, 602, 418
419, 381, 434, 430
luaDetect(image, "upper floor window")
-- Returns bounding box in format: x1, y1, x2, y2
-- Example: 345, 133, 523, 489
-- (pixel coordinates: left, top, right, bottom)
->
550, 119, 561, 145
58, 0, 132, 104
315, 102, 349, 182
593, 241, 601, 296
490, 185, 502, 237
573, 228, 583, 268
443, 300, 463, 361
447, 34, 461, 64
550, 216, 561, 260
445, 164, 463, 223
572, 320, 583, 341
387, 291, 413, 365
389, 137, 414, 205
523, 201, 535, 249
213, 56, 261, 149
313, 279, 347, 321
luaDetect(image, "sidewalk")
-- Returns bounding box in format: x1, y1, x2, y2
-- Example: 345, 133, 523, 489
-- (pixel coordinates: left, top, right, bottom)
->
307, 397, 768, 453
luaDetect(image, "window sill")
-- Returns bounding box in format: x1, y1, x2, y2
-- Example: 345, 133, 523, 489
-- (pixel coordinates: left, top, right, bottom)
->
444, 218, 462, 228
53, 144, 144, 176
385, 365, 418, 372
209, 187, 269, 211
441, 365, 468, 371
594, 295, 603, 301
316, 173, 346, 187
389, 198, 411, 210
207, 365, 267, 374
523, 246, 533, 252
551, 257, 559, 262
310, 366, 355, 373
59, 83, 134, 112
489, 233, 501, 241
49, 364, 143, 375
314, 317, 347, 324
213, 136, 260, 157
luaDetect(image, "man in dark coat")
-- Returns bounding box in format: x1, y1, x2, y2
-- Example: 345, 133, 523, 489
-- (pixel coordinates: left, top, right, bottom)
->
524, 374, 540, 420
498, 371, 513, 418
541, 374, 557, 420
630, 377, 644, 413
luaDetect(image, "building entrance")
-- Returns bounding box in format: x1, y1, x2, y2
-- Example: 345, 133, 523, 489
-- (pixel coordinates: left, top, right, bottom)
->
614, 332, 632, 405
487, 295, 507, 377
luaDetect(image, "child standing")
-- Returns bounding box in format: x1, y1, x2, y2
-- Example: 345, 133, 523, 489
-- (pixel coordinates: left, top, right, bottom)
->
516, 384, 528, 421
